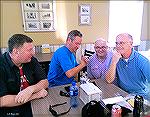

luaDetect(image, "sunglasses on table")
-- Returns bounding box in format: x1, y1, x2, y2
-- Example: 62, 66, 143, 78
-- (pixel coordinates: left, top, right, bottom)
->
49, 102, 71, 117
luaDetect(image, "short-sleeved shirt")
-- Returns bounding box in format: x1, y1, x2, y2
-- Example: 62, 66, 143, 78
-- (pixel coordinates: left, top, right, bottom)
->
87, 51, 113, 80
0, 52, 47, 117
48, 46, 78, 87
116, 49, 150, 100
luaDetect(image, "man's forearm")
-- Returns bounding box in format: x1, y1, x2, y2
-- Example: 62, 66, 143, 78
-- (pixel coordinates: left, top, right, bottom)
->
29, 89, 48, 101
105, 62, 116, 83
0, 88, 48, 107
0, 95, 23, 107
31, 79, 49, 93
66, 63, 85, 78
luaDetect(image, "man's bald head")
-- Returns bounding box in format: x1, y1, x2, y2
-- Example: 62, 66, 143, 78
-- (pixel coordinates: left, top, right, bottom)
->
94, 38, 108, 59
95, 38, 107, 47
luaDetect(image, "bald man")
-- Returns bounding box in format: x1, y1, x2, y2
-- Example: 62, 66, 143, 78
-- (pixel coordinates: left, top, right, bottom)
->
106, 33, 150, 100
87, 38, 114, 81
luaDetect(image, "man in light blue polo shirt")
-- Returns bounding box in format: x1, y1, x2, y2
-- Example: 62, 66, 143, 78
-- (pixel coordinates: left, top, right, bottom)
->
48, 30, 88, 87
106, 33, 150, 100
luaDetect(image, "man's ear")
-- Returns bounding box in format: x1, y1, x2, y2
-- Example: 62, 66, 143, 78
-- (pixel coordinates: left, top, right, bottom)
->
130, 41, 133, 48
12, 48, 19, 55
68, 38, 72, 42
66, 38, 72, 44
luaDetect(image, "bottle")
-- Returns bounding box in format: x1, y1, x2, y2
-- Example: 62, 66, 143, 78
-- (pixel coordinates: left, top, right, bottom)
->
111, 104, 122, 117
70, 81, 78, 108
133, 95, 144, 117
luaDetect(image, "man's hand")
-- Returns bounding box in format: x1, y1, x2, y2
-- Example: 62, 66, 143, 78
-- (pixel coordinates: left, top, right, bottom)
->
34, 89, 48, 99
112, 50, 122, 64
80, 56, 89, 67
15, 86, 34, 103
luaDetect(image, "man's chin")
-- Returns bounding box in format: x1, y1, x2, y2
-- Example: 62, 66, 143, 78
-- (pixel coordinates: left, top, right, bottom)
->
24, 59, 31, 63
116, 50, 123, 54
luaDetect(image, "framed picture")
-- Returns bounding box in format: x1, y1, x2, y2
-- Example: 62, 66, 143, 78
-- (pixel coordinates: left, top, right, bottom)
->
25, 21, 40, 31
39, 11, 53, 20
23, 1, 38, 11
40, 21, 54, 31
79, 15, 91, 25
24, 11, 39, 21
39, 1, 52, 11
79, 4, 91, 25
79, 4, 91, 15
21, 0, 56, 32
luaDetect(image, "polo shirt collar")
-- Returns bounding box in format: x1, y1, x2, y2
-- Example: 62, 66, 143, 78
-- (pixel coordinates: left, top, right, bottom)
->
64, 46, 72, 54
128, 48, 135, 61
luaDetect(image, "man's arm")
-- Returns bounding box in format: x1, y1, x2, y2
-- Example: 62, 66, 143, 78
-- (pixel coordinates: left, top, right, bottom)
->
65, 56, 88, 78
0, 88, 48, 107
105, 51, 121, 83
0, 79, 48, 107
15, 57, 49, 104
15, 79, 48, 103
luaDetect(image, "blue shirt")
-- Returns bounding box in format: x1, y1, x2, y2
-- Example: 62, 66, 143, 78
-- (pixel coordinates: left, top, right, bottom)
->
116, 49, 150, 99
48, 46, 78, 87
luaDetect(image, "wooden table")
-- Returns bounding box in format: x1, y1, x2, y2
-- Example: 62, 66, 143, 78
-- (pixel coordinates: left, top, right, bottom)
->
31, 79, 131, 117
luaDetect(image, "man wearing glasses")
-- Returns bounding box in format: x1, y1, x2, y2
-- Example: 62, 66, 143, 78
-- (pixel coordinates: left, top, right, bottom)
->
87, 38, 117, 81
106, 33, 150, 100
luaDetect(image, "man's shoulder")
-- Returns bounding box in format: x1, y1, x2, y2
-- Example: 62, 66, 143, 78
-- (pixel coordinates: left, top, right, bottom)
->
56, 46, 67, 52
54, 46, 69, 56
0, 56, 4, 65
0, 53, 8, 66
134, 50, 149, 61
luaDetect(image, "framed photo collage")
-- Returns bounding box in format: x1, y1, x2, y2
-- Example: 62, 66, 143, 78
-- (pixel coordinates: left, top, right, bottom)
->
21, 1, 56, 32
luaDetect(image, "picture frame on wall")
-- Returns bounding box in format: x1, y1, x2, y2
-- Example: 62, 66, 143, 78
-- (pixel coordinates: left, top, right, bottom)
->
24, 11, 39, 21
21, 0, 56, 32
79, 4, 91, 15
79, 15, 91, 25
40, 21, 54, 31
39, 12, 53, 20
39, 1, 53, 11
23, 1, 38, 11
25, 21, 40, 31
79, 4, 91, 25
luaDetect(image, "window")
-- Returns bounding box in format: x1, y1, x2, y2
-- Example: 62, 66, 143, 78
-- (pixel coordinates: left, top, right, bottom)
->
108, 1, 144, 47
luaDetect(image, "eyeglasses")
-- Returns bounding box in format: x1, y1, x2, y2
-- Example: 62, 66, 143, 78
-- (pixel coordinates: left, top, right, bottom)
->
94, 46, 107, 50
49, 102, 71, 117
115, 42, 130, 45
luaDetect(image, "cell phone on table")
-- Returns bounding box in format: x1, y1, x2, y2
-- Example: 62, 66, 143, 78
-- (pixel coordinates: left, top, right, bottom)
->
64, 86, 70, 92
